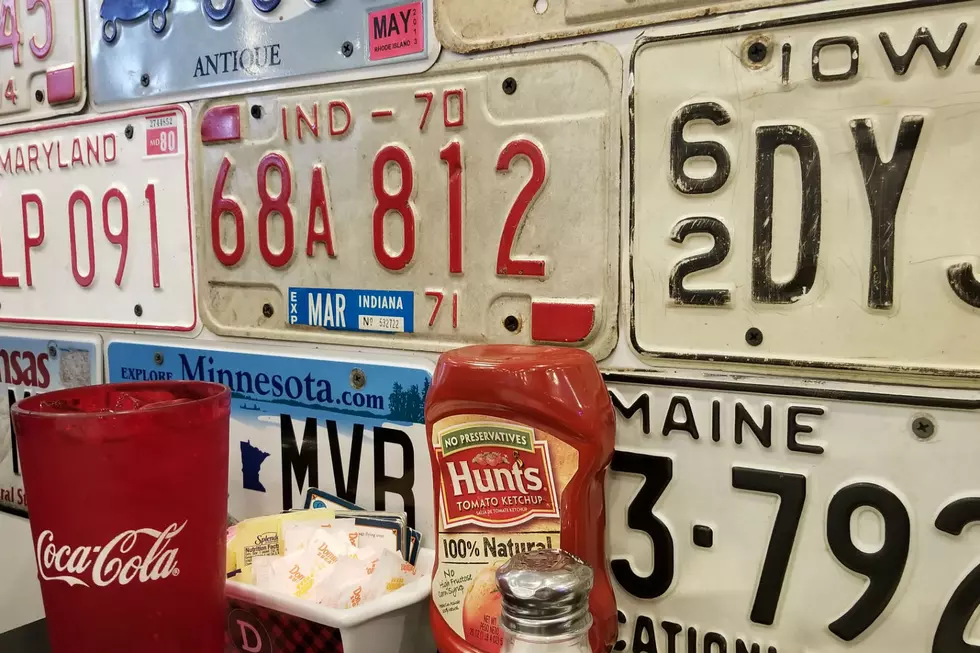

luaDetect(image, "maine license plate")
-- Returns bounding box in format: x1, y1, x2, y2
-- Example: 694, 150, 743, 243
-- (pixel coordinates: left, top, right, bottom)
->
0, 0, 85, 126
0, 331, 100, 517
107, 339, 435, 539
630, 0, 980, 378
197, 43, 621, 356
607, 371, 980, 653
0, 107, 197, 330
87, 0, 438, 110
434, 0, 814, 52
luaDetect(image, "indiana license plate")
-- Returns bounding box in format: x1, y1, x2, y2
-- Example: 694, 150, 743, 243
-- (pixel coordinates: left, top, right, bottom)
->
434, 0, 813, 52
607, 371, 980, 653
0, 331, 100, 517
87, 0, 438, 110
107, 339, 435, 539
196, 43, 621, 357
0, 107, 197, 330
630, 0, 980, 378
0, 0, 85, 125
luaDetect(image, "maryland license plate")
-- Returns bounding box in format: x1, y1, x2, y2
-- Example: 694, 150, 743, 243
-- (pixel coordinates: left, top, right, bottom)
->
0, 0, 85, 125
107, 339, 435, 539
630, 0, 980, 378
0, 107, 197, 330
607, 371, 980, 653
197, 43, 621, 356
0, 331, 100, 517
87, 0, 438, 110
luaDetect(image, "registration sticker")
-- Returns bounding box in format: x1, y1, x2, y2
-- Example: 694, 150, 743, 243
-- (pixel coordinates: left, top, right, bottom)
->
289, 288, 415, 334
368, 2, 425, 61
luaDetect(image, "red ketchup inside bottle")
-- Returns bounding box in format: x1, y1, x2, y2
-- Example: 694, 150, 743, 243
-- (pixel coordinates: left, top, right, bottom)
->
426, 345, 617, 653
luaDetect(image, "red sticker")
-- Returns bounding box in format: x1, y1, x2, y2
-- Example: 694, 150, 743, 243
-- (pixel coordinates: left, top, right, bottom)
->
368, 2, 424, 61
145, 114, 179, 157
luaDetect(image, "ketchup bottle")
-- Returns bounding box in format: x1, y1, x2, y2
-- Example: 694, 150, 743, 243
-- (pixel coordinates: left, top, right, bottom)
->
426, 345, 616, 653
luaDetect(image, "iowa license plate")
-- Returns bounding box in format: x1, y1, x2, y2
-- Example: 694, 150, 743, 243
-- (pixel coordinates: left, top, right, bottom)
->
0, 107, 197, 330
107, 339, 435, 539
607, 371, 980, 653
630, 0, 980, 378
0, 0, 85, 126
87, 0, 438, 110
197, 43, 621, 357
0, 331, 100, 517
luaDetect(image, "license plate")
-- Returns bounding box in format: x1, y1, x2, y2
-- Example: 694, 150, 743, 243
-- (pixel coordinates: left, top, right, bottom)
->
630, 0, 980, 378
197, 43, 621, 356
0, 107, 197, 331
0, 0, 85, 125
0, 331, 100, 517
434, 0, 813, 52
107, 339, 436, 539
87, 0, 438, 110
607, 371, 980, 652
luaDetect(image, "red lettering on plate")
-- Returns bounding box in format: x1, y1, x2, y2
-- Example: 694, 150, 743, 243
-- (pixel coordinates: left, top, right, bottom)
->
307, 164, 335, 258
281, 106, 288, 141
146, 122, 179, 157
415, 91, 433, 131
27, 0, 50, 60
328, 101, 351, 137
444, 90, 464, 128
104, 133, 116, 163
21, 192, 43, 287
297, 103, 319, 141
68, 190, 94, 287
372, 145, 416, 271
439, 140, 463, 274
0, 226, 19, 287
145, 183, 161, 288
26, 144, 38, 171
0, 0, 22, 66
257, 153, 294, 269
101, 188, 129, 287
426, 290, 443, 327
496, 139, 547, 277
368, 2, 423, 61
211, 157, 245, 266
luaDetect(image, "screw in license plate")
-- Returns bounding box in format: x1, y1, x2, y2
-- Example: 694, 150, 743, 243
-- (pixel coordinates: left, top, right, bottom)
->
134, 304, 143, 317
911, 415, 935, 439
47, 343, 57, 359
742, 35, 773, 69
350, 369, 366, 390
153, 352, 164, 366
502, 77, 518, 95
342, 41, 354, 58
141, 73, 150, 88
124, 125, 134, 140
745, 327, 764, 346
262, 303, 274, 318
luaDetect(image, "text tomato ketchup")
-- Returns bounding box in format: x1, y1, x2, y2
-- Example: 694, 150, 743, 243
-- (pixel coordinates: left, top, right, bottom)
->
426, 345, 617, 653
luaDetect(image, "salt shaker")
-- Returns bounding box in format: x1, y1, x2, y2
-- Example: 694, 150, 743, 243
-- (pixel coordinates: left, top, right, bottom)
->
496, 549, 594, 653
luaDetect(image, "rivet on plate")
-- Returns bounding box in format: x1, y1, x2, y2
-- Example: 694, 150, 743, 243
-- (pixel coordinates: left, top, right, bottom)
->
341, 41, 354, 58
503, 315, 520, 333
134, 304, 143, 317
250, 105, 263, 119
912, 416, 935, 440
350, 368, 366, 390
140, 73, 150, 87
153, 352, 164, 365
124, 125, 134, 140
34, 89, 43, 103
262, 303, 274, 318
502, 77, 517, 95
745, 327, 763, 346
47, 344, 57, 358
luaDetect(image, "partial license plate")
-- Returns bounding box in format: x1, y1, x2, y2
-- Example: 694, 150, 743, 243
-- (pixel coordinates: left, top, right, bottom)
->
0, 0, 85, 125
0, 107, 197, 331
197, 43, 621, 357
87, 0, 438, 110
107, 339, 435, 539
0, 331, 100, 517
434, 0, 813, 52
607, 371, 980, 653
631, 0, 980, 378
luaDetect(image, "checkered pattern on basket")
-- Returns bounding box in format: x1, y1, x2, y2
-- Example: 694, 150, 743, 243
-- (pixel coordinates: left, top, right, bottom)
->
225, 596, 345, 653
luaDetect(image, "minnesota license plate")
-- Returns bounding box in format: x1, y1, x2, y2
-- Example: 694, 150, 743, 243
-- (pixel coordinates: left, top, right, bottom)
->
197, 43, 621, 357
0, 0, 85, 125
630, 0, 980, 378
607, 371, 980, 653
434, 0, 813, 52
0, 107, 197, 331
0, 331, 100, 517
107, 339, 435, 539
87, 0, 438, 110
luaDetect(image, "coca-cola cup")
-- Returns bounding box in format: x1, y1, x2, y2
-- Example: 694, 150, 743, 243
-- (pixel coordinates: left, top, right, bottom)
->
11, 381, 230, 653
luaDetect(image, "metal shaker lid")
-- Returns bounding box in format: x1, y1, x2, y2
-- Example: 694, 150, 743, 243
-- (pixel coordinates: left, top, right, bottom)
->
495, 549, 594, 638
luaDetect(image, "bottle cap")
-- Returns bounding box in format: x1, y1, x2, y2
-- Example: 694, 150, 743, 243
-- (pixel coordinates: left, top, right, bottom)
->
495, 549, 593, 638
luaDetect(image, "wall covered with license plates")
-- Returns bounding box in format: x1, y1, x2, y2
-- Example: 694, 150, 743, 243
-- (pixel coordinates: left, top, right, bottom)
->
4, 0, 980, 651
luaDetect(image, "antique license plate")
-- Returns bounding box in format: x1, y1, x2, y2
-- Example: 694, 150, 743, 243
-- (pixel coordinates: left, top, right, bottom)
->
197, 43, 621, 356
0, 107, 197, 330
87, 0, 438, 110
0, 0, 85, 126
607, 371, 980, 653
434, 0, 814, 53
631, 0, 980, 378
107, 339, 435, 539
0, 331, 100, 517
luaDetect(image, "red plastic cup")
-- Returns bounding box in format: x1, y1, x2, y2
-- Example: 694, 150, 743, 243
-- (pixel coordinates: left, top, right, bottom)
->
11, 381, 230, 653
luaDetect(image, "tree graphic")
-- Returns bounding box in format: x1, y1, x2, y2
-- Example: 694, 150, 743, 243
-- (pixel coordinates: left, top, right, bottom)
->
388, 380, 426, 423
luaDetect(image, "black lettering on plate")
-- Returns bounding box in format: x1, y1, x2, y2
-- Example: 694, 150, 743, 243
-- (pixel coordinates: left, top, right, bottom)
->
851, 116, 924, 309
734, 401, 772, 448
326, 420, 363, 504
811, 36, 859, 82
662, 621, 683, 653
374, 426, 416, 528
610, 389, 651, 435
669, 216, 732, 306
880, 23, 966, 74
669, 102, 732, 195
933, 497, 980, 653
752, 124, 821, 304
705, 631, 728, 653
662, 395, 700, 441
631, 615, 658, 653
280, 415, 318, 511
787, 405, 825, 455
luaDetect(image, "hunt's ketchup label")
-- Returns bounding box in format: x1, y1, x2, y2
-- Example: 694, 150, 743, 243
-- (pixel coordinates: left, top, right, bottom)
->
426, 346, 617, 653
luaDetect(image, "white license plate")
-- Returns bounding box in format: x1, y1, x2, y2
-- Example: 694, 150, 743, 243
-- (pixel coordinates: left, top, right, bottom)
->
0, 0, 85, 125
607, 371, 980, 652
197, 43, 621, 356
630, 0, 980, 378
107, 338, 435, 539
0, 330, 100, 517
434, 0, 813, 52
87, 0, 438, 110
0, 107, 197, 330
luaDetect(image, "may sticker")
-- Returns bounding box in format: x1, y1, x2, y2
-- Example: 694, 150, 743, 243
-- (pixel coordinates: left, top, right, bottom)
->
368, 2, 424, 61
